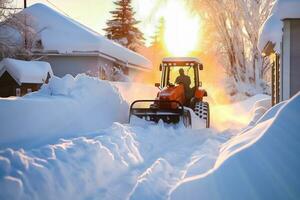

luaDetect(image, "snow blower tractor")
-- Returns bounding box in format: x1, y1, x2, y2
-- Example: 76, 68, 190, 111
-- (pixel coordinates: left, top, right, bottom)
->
129, 57, 210, 128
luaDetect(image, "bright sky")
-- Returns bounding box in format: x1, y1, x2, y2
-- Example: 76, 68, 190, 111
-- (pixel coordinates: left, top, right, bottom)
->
12, 0, 118, 33
12, 0, 201, 55
12, 0, 162, 44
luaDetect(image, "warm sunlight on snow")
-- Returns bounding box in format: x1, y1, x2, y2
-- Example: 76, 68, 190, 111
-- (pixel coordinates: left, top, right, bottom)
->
163, 1, 201, 56
2, 0, 300, 199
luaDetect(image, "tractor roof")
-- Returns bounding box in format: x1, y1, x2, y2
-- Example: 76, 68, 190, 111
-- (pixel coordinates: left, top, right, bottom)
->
162, 57, 202, 64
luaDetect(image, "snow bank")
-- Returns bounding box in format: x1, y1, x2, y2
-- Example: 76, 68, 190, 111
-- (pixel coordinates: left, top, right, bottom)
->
171, 92, 300, 200
0, 131, 130, 200
0, 74, 128, 148
0, 58, 53, 84
258, 0, 300, 52
20, 3, 151, 70
0, 122, 227, 200
0, 90, 275, 199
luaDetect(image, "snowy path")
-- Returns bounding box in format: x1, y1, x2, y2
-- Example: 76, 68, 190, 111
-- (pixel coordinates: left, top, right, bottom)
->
0, 122, 234, 200
124, 124, 229, 199
0, 76, 272, 200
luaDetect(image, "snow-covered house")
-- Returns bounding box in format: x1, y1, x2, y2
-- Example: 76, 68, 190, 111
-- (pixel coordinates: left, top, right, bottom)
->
20, 4, 152, 80
0, 58, 53, 97
259, 0, 300, 105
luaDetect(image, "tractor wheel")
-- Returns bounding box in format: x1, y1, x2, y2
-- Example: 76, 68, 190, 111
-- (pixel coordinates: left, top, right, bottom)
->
194, 101, 210, 128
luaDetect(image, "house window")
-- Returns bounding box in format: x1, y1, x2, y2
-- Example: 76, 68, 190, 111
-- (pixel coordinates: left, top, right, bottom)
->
27, 88, 32, 93
16, 88, 21, 97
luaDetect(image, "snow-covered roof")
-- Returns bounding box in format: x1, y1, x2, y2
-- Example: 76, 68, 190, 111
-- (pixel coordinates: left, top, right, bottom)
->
258, 0, 300, 53
162, 57, 202, 64
21, 3, 152, 70
0, 58, 53, 85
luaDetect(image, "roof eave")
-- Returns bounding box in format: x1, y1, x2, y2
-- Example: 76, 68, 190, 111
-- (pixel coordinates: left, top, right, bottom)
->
282, 18, 300, 21
33, 50, 152, 71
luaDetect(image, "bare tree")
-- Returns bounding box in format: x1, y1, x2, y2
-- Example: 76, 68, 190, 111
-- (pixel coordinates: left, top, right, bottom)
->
190, 0, 275, 95
0, 0, 37, 60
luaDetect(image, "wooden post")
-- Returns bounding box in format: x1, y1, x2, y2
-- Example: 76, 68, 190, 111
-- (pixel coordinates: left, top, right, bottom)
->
271, 58, 275, 106
271, 53, 281, 106
275, 54, 280, 104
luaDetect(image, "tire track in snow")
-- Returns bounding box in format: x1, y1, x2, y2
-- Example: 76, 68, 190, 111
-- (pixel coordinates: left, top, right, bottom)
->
0, 122, 232, 200
124, 123, 231, 200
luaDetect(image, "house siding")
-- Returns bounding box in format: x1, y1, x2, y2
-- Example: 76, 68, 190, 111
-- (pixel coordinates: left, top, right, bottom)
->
42, 56, 115, 78
282, 20, 291, 101
290, 20, 300, 97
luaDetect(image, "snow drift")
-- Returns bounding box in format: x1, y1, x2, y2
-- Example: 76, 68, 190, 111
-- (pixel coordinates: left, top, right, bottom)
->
3, 63, 295, 200
0, 122, 226, 200
0, 74, 128, 148
0, 84, 274, 200
171, 92, 300, 200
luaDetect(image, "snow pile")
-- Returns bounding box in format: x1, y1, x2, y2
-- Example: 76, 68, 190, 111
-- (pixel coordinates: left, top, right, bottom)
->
0, 122, 227, 200
0, 90, 272, 200
0, 58, 53, 84
0, 131, 130, 200
258, 0, 300, 52
20, 3, 151, 70
46, 74, 75, 96
0, 74, 128, 148
171, 92, 300, 200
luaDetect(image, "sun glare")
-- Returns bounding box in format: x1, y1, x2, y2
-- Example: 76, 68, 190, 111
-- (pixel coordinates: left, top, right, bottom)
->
163, 1, 201, 56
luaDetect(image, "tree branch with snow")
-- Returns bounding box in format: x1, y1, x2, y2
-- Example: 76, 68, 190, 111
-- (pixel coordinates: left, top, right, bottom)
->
0, 0, 38, 60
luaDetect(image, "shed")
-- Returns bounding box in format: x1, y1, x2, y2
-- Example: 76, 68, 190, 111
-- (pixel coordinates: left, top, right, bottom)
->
0, 58, 53, 97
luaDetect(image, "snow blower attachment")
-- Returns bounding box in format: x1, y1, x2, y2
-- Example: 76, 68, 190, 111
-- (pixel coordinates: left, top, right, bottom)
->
129, 57, 210, 128
129, 100, 192, 127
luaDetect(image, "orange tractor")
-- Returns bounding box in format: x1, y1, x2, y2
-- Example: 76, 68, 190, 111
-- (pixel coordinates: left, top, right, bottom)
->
129, 57, 210, 128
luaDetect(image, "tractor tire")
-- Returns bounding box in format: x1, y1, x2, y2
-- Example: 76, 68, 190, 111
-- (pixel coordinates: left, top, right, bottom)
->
194, 101, 210, 128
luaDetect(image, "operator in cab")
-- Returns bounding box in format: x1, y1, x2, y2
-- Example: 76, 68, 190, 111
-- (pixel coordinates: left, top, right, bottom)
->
175, 68, 192, 100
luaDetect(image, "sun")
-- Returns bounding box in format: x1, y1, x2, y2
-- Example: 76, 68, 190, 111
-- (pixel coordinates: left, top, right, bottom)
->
163, 1, 201, 56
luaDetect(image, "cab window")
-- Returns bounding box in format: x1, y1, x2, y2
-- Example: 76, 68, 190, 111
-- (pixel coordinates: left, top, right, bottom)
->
168, 66, 195, 88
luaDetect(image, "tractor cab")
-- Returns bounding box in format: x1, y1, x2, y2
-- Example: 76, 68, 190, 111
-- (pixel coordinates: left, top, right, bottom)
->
156, 57, 204, 106
159, 57, 203, 87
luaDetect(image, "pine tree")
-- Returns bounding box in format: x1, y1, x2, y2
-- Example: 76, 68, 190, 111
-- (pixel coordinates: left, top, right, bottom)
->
103, 0, 144, 51
150, 17, 165, 50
